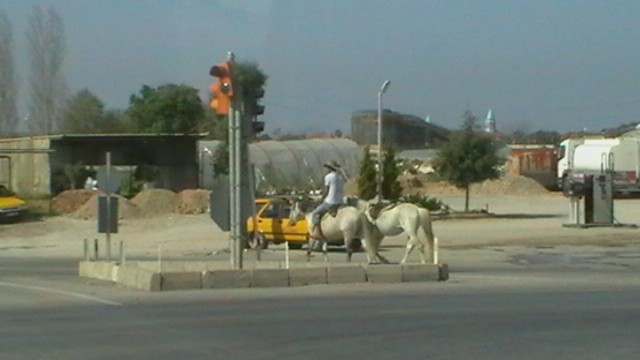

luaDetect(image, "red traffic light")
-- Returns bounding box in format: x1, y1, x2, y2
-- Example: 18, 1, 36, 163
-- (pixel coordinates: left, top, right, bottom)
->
209, 61, 234, 114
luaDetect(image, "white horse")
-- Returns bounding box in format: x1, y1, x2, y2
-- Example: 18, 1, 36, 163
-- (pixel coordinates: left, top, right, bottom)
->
288, 200, 365, 262
349, 197, 437, 264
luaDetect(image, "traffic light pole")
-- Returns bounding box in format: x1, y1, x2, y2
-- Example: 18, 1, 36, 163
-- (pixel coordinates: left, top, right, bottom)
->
210, 52, 259, 269
227, 53, 258, 269
228, 103, 239, 269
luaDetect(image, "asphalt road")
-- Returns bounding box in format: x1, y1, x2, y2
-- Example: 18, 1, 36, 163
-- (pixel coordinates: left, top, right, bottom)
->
1, 252, 640, 360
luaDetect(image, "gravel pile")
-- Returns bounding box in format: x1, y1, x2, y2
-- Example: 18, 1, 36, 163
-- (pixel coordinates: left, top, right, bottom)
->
52, 189, 102, 213
175, 189, 211, 214
131, 189, 180, 217
403, 173, 551, 196
68, 194, 143, 220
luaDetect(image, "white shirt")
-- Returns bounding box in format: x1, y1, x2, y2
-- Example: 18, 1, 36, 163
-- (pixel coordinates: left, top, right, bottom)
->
323, 171, 346, 205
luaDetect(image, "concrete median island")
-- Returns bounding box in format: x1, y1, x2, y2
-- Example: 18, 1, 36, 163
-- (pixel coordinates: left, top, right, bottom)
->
78, 260, 449, 291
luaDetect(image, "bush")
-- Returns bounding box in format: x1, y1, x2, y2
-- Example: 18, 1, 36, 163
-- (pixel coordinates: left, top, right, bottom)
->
400, 194, 444, 212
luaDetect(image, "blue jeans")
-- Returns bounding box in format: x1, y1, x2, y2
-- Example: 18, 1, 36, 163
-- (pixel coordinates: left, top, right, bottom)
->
311, 202, 334, 225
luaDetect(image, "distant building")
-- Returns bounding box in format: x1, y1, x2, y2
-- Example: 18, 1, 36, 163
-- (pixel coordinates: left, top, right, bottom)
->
0, 134, 205, 197
484, 109, 497, 133
350, 110, 449, 150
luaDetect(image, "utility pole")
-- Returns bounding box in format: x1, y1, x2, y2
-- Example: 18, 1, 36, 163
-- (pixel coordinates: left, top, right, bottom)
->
376, 80, 391, 200
209, 52, 265, 269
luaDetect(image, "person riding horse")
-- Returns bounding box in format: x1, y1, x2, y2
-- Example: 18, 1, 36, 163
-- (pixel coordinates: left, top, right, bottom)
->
309, 160, 346, 240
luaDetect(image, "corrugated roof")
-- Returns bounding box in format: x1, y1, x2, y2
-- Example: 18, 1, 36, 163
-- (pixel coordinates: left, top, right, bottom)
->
0, 133, 209, 142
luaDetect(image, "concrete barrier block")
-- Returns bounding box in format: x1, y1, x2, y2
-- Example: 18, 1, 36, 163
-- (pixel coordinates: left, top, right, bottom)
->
78, 261, 96, 278
80, 261, 117, 281
109, 263, 119, 281
116, 265, 139, 288
160, 272, 202, 291
327, 266, 366, 284
439, 263, 449, 281
203, 270, 252, 289
366, 265, 403, 283
137, 269, 161, 291
251, 269, 289, 288
289, 267, 327, 286
95, 262, 111, 281
401, 263, 441, 282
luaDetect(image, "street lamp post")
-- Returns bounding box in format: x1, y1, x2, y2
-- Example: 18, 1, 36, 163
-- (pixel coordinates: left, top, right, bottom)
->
376, 80, 391, 201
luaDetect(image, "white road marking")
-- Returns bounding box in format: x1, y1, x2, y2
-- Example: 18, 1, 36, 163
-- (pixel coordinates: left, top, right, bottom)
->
0, 281, 122, 306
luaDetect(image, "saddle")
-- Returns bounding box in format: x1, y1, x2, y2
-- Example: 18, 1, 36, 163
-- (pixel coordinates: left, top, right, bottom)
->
367, 201, 398, 220
323, 203, 347, 219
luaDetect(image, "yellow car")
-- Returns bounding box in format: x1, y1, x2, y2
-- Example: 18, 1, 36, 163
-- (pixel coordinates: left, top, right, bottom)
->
246, 196, 308, 249
0, 185, 28, 222
245, 196, 364, 251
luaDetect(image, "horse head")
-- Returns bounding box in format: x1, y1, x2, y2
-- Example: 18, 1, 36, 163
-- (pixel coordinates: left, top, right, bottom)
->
288, 199, 306, 225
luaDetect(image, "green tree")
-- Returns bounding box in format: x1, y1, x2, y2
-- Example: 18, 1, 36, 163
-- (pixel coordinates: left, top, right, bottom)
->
381, 147, 403, 200
524, 130, 562, 144
433, 111, 505, 212
213, 142, 229, 177
99, 109, 132, 133
63, 89, 105, 133
127, 84, 204, 133
357, 147, 376, 200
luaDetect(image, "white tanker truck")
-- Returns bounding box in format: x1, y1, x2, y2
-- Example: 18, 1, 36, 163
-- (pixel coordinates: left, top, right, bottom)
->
557, 137, 640, 197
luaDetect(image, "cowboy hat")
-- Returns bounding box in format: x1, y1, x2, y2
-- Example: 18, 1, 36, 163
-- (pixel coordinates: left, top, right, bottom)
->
323, 160, 341, 171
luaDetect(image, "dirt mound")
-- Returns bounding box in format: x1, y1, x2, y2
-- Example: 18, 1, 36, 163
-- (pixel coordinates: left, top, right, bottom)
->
175, 189, 211, 214
403, 173, 551, 196
52, 189, 102, 213
131, 189, 180, 217
68, 194, 143, 220
472, 174, 551, 196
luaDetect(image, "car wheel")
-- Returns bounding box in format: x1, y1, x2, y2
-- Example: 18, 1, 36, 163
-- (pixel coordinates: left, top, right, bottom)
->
247, 232, 268, 249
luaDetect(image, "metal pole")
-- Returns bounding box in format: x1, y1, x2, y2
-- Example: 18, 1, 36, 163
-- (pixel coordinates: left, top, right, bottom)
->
106, 152, 112, 262
228, 103, 237, 268
376, 80, 391, 200
233, 107, 243, 269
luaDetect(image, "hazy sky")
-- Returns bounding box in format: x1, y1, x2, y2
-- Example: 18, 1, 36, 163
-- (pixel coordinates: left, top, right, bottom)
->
3, 0, 640, 135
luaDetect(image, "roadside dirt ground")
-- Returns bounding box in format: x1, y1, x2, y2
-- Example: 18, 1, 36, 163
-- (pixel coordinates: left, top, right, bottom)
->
2, 191, 640, 262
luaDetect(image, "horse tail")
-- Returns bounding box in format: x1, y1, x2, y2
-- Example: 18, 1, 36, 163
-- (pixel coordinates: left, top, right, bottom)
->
417, 208, 435, 247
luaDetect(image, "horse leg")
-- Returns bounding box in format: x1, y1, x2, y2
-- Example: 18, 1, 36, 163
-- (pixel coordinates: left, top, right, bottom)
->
361, 221, 382, 264
306, 238, 315, 262
400, 222, 420, 264
344, 235, 354, 263
400, 237, 416, 264
373, 234, 390, 264
322, 241, 329, 262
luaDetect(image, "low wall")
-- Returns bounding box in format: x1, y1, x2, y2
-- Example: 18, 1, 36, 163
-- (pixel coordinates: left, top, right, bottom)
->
79, 261, 449, 291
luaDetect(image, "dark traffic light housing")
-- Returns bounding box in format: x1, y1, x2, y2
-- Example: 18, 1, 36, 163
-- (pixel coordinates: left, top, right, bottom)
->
245, 87, 266, 134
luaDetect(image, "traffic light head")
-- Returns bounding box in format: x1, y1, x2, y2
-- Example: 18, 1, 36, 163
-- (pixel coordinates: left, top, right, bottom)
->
253, 121, 265, 134
209, 61, 234, 115
246, 87, 265, 117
